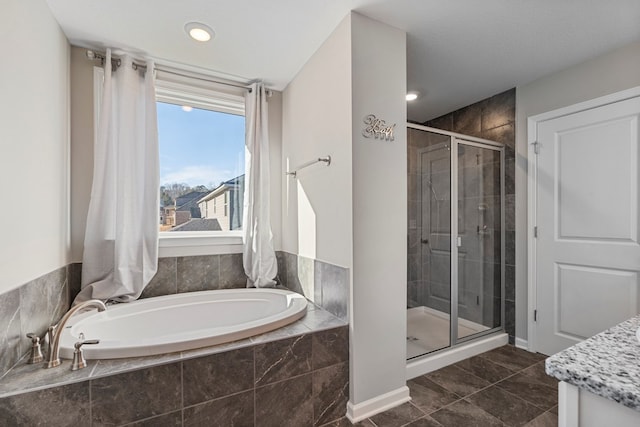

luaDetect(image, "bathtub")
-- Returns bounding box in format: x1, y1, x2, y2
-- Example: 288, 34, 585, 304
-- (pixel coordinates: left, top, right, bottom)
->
59, 288, 307, 359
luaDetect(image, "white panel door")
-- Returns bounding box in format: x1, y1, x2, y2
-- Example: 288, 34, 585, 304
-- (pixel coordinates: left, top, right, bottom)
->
420, 143, 452, 314
536, 96, 640, 355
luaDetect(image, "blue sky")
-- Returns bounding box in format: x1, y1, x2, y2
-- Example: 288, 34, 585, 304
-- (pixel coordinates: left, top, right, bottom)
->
156, 102, 245, 189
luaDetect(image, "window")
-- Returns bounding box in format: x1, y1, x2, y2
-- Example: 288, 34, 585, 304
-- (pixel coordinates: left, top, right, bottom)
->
155, 77, 245, 236
93, 66, 246, 254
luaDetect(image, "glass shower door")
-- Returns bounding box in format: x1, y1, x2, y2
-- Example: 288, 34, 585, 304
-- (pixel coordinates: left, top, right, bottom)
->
407, 128, 452, 359
407, 126, 504, 361
455, 140, 503, 341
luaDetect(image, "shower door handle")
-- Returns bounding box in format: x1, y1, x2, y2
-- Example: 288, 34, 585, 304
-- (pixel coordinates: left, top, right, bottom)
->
421, 239, 429, 244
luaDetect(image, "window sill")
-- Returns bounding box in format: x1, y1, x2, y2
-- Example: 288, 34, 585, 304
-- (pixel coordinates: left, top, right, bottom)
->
158, 231, 243, 257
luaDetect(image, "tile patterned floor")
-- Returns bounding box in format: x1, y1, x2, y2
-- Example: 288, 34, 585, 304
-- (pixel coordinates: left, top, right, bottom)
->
323, 345, 558, 427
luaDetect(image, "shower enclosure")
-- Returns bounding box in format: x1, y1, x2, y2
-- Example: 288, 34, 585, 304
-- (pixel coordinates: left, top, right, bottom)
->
407, 124, 505, 360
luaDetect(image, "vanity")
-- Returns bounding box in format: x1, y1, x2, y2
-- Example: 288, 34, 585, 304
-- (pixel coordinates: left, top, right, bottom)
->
546, 315, 640, 427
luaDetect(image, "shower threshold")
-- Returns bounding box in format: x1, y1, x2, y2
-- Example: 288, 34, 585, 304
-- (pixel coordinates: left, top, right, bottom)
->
406, 327, 507, 380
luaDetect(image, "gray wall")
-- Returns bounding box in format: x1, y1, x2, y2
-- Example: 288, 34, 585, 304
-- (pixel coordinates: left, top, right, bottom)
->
515, 40, 640, 345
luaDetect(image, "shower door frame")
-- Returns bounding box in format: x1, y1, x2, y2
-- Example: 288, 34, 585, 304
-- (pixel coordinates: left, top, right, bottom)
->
408, 123, 506, 358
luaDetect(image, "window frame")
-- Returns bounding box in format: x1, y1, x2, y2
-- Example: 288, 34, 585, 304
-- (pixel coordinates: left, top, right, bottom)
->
93, 66, 247, 257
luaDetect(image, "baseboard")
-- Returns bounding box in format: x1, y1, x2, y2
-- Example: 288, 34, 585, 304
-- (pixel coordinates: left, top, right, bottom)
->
346, 386, 411, 423
406, 332, 508, 379
515, 337, 529, 350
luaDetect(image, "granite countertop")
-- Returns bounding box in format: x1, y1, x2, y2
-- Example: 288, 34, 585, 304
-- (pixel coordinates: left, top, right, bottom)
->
545, 315, 640, 411
0, 301, 346, 399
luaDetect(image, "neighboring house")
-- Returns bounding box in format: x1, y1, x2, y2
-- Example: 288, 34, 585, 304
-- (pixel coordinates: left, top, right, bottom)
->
169, 218, 222, 232
198, 175, 244, 231
162, 191, 208, 228
159, 205, 173, 231
162, 205, 176, 228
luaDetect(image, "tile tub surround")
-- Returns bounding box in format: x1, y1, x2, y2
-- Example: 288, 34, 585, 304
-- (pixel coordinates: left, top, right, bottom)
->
72, 252, 349, 323
0, 266, 71, 380
1, 252, 348, 380
68, 254, 271, 302
278, 251, 349, 322
546, 315, 640, 412
0, 254, 251, 380
0, 307, 349, 426
422, 88, 516, 343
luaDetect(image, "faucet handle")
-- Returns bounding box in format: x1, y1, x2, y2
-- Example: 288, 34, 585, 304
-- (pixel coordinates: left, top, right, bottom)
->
26, 333, 44, 364
74, 339, 100, 349
71, 338, 100, 371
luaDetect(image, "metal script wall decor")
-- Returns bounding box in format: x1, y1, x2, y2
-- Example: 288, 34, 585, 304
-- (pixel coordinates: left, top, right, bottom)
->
362, 114, 396, 141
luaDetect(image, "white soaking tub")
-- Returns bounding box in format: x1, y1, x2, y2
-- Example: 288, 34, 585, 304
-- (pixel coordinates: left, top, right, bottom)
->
59, 289, 307, 359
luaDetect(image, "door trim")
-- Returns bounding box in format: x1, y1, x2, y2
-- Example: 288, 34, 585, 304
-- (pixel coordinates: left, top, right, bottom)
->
526, 85, 640, 352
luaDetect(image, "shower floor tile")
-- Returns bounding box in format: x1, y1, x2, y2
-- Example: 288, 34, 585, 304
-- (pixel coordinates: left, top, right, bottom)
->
323, 345, 558, 427
406, 306, 489, 359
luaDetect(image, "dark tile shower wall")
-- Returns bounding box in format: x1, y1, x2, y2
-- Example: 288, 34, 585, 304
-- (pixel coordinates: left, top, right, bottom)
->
423, 88, 516, 343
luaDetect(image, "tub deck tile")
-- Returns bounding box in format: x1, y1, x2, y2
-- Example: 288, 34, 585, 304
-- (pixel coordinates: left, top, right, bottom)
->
313, 326, 349, 370
250, 319, 312, 344
255, 373, 314, 427
183, 390, 254, 427
91, 351, 182, 379
0, 381, 90, 427
183, 347, 254, 406
0, 303, 346, 400
300, 308, 348, 331
91, 363, 182, 426
255, 334, 312, 386
124, 410, 182, 427
180, 336, 255, 360
0, 353, 96, 398
313, 362, 349, 426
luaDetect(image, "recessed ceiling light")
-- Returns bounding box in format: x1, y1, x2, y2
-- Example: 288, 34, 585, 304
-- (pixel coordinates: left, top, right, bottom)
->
184, 22, 215, 42
406, 92, 419, 101
181, 106, 193, 112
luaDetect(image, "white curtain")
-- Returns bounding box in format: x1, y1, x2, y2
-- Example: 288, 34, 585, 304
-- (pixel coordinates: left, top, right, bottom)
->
243, 82, 277, 287
76, 49, 159, 303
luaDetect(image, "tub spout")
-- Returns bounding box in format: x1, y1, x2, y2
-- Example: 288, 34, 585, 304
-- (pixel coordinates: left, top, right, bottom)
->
45, 299, 107, 368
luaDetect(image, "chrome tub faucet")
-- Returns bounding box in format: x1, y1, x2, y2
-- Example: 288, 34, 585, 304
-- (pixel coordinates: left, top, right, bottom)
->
45, 299, 107, 368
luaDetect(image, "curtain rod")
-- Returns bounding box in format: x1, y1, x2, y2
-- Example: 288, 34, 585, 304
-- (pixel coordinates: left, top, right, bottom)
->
86, 50, 253, 92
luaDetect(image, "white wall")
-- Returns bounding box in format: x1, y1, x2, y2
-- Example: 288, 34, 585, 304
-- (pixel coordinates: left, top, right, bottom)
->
282, 11, 407, 414
281, 15, 353, 267
515, 40, 640, 343
350, 12, 407, 406
0, 0, 70, 293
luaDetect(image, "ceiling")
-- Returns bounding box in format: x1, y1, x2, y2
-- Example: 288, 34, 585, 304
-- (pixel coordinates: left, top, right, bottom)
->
46, 0, 640, 122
